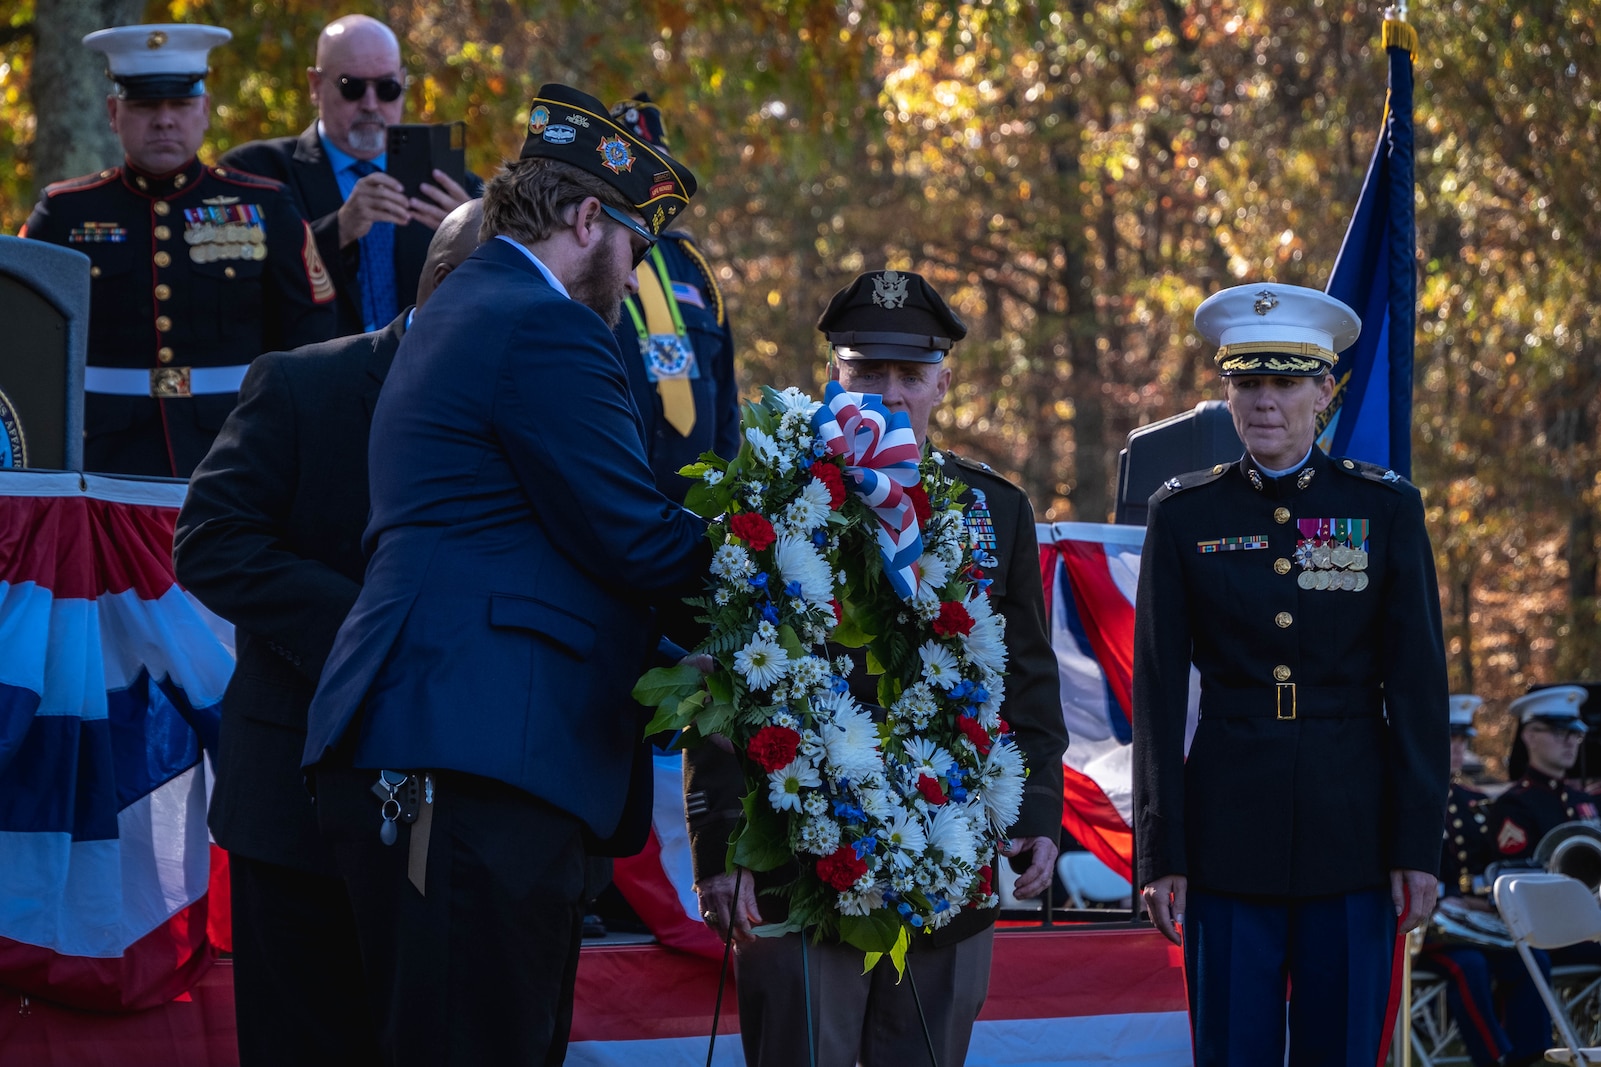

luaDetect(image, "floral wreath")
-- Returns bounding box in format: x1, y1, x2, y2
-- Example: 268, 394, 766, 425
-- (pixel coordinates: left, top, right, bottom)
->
635, 382, 1023, 969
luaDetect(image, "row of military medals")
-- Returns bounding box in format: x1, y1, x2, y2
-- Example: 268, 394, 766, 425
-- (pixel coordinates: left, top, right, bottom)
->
1294, 518, 1369, 592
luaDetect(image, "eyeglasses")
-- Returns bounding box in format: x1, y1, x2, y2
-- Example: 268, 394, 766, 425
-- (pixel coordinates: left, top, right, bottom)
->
598, 203, 656, 268
317, 70, 407, 103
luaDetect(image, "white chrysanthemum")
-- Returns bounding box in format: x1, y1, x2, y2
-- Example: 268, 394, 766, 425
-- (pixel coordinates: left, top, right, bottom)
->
775, 534, 834, 607
703, 468, 724, 485
788, 655, 829, 691
837, 883, 885, 916
772, 386, 822, 417
979, 739, 1026, 832
803, 791, 829, 817
710, 543, 753, 580
796, 815, 841, 856
768, 760, 821, 812
918, 640, 961, 691
734, 634, 790, 691
746, 426, 782, 467
915, 552, 952, 601
714, 588, 731, 606
859, 786, 898, 821
903, 736, 955, 776
782, 478, 834, 534
882, 810, 928, 864
822, 702, 882, 780
925, 805, 980, 869
961, 591, 1008, 675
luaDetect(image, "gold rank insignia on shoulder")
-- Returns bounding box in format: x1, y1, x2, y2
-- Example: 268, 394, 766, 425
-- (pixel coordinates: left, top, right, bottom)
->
1294, 517, 1370, 591
1196, 535, 1269, 554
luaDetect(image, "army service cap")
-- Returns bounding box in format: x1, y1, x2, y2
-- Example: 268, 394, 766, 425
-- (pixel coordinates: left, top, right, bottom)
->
1195, 283, 1360, 376
1510, 685, 1589, 732
1448, 694, 1482, 736
520, 83, 696, 236
610, 93, 671, 156
83, 24, 231, 100
818, 269, 968, 363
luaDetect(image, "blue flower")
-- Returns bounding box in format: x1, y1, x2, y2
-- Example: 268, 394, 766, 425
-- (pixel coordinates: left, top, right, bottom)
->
946, 764, 964, 783
897, 902, 913, 917
829, 675, 850, 694
833, 800, 866, 823
934, 896, 950, 913
976, 578, 994, 593
910, 914, 924, 927
761, 603, 780, 625
784, 580, 803, 598
812, 440, 828, 457
812, 530, 829, 548
748, 572, 769, 590
949, 680, 973, 700
854, 836, 877, 858
971, 686, 989, 704
951, 786, 968, 802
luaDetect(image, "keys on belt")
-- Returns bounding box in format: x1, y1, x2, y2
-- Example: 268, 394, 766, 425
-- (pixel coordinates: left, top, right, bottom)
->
372, 770, 436, 895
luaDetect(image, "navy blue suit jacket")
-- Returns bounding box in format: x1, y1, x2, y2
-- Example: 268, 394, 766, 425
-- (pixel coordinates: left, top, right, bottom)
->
303, 238, 710, 840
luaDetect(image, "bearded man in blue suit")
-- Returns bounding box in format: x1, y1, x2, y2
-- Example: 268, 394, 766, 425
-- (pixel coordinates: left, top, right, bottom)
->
302, 84, 710, 1067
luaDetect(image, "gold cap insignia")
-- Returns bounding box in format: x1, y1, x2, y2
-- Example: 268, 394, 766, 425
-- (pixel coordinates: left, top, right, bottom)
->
147, 31, 168, 49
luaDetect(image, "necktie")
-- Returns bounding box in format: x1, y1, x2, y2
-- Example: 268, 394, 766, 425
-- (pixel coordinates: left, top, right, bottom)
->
634, 259, 696, 436
350, 160, 397, 330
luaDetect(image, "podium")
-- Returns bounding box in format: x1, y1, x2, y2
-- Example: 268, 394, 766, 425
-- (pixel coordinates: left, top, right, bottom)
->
0, 234, 90, 471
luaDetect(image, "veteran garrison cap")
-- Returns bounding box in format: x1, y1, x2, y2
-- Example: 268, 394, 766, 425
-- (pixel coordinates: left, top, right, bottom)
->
82, 24, 231, 100
1195, 283, 1361, 376
1449, 694, 1483, 736
609, 92, 671, 156
818, 270, 968, 363
520, 83, 696, 236
1511, 685, 1589, 732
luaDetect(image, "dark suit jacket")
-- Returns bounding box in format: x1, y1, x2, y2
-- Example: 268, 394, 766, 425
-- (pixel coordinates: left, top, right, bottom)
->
221, 125, 483, 337
173, 314, 407, 872
303, 238, 710, 843
1131, 447, 1450, 897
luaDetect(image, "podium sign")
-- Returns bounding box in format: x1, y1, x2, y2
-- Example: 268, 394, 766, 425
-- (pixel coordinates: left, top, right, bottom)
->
0, 235, 90, 471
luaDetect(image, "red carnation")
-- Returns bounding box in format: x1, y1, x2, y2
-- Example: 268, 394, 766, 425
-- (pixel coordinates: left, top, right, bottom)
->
955, 715, 993, 755
905, 483, 933, 524
746, 725, 801, 772
811, 462, 847, 509
997, 718, 1011, 736
916, 774, 949, 806
729, 512, 777, 552
816, 845, 869, 891
977, 865, 994, 897
932, 601, 974, 637
831, 598, 844, 624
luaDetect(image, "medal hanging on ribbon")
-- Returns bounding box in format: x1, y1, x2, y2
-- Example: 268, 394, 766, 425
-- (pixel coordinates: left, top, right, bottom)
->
626, 246, 699, 436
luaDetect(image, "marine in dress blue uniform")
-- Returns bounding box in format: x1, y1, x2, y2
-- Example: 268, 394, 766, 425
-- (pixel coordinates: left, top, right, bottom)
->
1420, 695, 1552, 1067
608, 94, 740, 504
301, 84, 706, 1067
1132, 284, 1450, 1066
20, 25, 336, 477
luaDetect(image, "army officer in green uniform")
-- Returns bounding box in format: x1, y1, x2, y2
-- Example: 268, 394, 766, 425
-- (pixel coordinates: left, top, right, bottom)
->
22, 24, 336, 477
685, 270, 1068, 1067
1132, 283, 1450, 1066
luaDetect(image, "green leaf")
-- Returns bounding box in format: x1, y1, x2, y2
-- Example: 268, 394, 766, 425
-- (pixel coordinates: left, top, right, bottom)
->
642, 688, 710, 736
706, 670, 736, 705
776, 624, 807, 660
632, 664, 705, 707
730, 789, 794, 872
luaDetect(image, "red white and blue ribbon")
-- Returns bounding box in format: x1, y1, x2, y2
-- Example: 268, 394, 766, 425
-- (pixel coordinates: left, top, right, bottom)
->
810, 381, 924, 600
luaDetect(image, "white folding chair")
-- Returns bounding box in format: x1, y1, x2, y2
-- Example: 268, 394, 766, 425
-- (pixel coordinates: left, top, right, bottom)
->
1055, 851, 1132, 909
1493, 872, 1601, 1065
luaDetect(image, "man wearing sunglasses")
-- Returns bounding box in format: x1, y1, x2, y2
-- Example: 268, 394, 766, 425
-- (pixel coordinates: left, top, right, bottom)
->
221, 14, 482, 338
302, 84, 705, 1064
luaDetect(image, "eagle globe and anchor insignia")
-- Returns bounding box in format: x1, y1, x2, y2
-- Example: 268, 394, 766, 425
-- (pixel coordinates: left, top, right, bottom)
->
0, 386, 27, 468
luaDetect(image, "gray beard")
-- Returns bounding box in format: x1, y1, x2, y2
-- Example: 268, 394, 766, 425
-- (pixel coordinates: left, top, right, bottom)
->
346, 116, 387, 156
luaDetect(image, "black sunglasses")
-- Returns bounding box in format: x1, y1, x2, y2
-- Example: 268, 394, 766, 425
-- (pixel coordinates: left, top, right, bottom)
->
598, 203, 657, 268
318, 70, 407, 103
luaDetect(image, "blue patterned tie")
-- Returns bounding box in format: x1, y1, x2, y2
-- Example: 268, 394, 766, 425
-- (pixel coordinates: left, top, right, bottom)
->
350, 160, 397, 329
